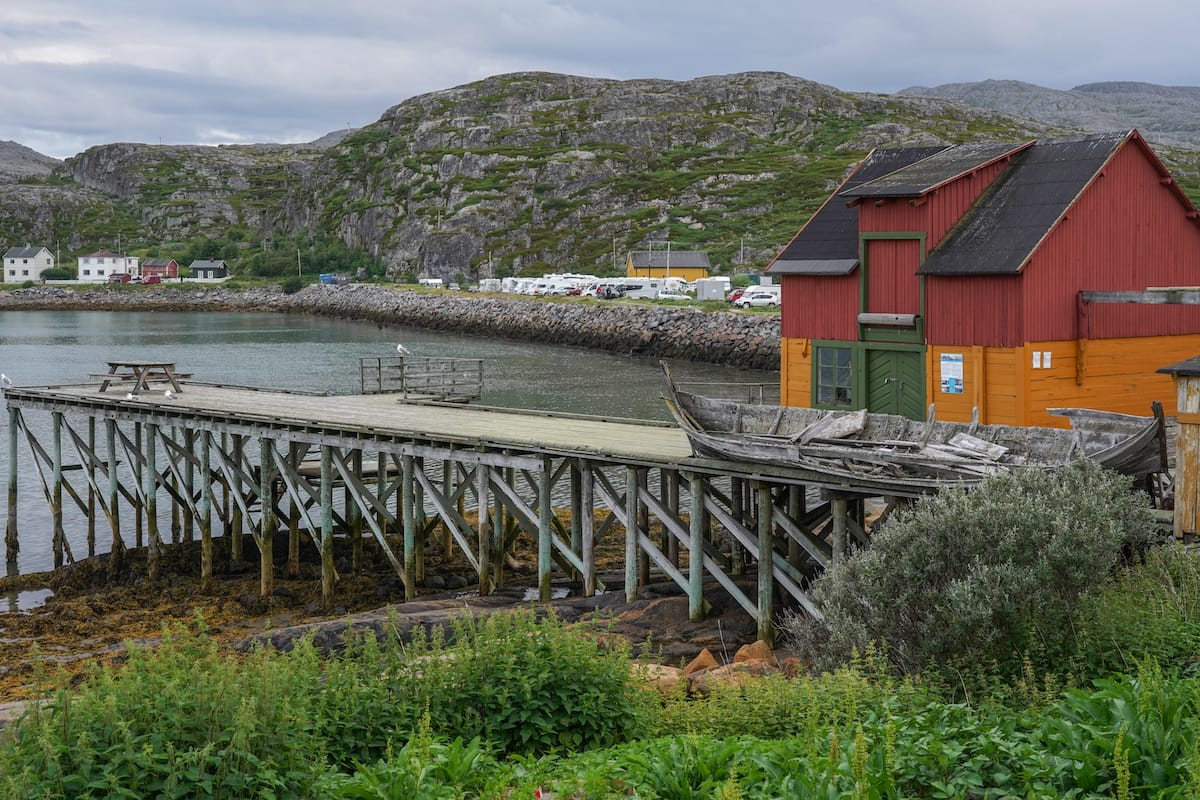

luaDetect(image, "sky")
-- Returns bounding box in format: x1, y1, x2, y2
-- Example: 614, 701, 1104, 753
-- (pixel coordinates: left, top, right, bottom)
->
2, 0, 1197, 160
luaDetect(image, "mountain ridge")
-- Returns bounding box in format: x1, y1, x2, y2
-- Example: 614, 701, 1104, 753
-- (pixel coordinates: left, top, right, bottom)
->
1, 72, 1196, 280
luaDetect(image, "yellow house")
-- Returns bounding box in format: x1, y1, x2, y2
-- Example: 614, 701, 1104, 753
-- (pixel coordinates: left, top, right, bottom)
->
626, 250, 710, 282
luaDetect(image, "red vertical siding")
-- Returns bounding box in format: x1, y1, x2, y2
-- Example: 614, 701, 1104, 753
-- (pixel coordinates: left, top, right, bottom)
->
1024, 141, 1200, 342
926, 274, 1024, 346
859, 201, 926, 233
781, 274, 859, 340
865, 239, 921, 314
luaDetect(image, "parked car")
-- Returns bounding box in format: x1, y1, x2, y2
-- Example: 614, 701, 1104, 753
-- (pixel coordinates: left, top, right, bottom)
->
143, 275, 162, 284
727, 287, 747, 303
734, 290, 781, 308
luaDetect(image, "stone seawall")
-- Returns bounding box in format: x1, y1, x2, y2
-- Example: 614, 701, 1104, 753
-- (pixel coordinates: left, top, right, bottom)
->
0, 284, 781, 370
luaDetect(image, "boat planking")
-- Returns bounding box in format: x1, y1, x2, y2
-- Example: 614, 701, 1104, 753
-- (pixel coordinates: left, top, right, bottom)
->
661, 363, 1166, 492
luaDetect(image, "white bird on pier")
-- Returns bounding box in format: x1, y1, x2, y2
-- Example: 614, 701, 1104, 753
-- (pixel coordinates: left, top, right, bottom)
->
0, 374, 11, 388
125, 393, 135, 400
396, 343, 410, 355
164, 390, 175, 400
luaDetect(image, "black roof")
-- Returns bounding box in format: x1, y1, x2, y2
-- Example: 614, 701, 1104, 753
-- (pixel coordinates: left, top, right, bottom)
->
768, 146, 948, 275
919, 132, 1128, 275
841, 142, 1029, 198
1158, 355, 1200, 376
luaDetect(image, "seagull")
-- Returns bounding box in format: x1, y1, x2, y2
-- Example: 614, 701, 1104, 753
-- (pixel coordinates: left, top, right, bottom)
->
396, 343, 410, 355
125, 393, 135, 400
164, 390, 175, 400
0, 374, 11, 388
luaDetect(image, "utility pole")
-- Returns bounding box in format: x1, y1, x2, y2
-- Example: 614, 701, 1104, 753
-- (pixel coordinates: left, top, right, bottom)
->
740, 235, 745, 266
296, 249, 302, 277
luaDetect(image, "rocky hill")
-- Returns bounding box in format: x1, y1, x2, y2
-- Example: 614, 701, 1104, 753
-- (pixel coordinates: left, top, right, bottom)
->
1, 71, 1197, 280
898, 80, 1200, 149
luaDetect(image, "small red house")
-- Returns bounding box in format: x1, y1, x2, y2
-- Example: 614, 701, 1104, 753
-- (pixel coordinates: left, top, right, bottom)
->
766, 130, 1200, 426
141, 258, 180, 279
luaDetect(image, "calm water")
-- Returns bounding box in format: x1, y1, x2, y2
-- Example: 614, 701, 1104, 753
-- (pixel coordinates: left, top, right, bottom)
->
0, 310, 778, 577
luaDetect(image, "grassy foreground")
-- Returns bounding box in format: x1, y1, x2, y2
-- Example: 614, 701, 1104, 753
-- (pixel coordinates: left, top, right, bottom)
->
3, 461, 1199, 798
1, 581, 1198, 799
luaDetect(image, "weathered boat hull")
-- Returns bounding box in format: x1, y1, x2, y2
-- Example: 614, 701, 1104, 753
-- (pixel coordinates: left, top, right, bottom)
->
661, 363, 1165, 492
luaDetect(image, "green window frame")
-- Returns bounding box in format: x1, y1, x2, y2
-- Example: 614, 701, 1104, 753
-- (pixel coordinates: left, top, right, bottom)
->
815, 346, 854, 408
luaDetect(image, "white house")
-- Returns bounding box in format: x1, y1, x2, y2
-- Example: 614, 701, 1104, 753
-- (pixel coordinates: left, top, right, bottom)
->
77, 250, 139, 282
3, 245, 54, 282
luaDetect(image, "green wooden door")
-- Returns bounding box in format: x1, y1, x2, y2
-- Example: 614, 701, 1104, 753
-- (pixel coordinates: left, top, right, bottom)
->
866, 348, 925, 420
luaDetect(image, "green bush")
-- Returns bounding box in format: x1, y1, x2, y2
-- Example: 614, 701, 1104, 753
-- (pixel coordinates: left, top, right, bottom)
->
397, 610, 652, 755
1075, 544, 1200, 677
0, 621, 327, 798
39, 267, 74, 281
280, 275, 306, 294
786, 459, 1155, 676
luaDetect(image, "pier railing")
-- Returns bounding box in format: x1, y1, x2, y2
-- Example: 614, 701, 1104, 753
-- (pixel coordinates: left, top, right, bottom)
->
359, 356, 483, 401
674, 380, 779, 405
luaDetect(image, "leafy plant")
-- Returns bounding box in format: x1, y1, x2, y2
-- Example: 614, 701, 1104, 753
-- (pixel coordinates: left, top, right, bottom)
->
785, 459, 1156, 677
393, 610, 654, 755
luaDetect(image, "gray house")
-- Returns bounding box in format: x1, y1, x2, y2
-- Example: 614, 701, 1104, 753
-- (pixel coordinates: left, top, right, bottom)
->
189, 259, 230, 280
3, 245, 54, 282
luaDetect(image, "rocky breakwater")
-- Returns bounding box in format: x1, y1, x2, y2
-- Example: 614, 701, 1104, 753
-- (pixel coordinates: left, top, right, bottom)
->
1, 284, 781, 369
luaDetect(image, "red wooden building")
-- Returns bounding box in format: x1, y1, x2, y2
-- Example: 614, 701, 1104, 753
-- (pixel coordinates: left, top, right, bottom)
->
766, 130, 1200, 426
141, 258, 180, 279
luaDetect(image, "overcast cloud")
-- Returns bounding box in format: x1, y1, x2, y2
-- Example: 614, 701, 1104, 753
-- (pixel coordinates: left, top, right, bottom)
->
2, 0, 1197, 159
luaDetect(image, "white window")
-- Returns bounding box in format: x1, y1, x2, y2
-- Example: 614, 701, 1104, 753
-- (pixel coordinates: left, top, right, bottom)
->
21, 270, 28, 276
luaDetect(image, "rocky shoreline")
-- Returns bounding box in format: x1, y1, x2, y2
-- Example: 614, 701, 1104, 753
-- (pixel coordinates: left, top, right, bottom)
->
0, 284, 781, 370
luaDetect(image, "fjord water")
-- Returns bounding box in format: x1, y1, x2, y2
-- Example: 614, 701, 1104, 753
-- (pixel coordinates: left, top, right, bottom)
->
0, 310, 777, 577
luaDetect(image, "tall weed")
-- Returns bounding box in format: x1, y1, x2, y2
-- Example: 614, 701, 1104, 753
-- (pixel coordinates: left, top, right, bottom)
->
0, 618, 327, 799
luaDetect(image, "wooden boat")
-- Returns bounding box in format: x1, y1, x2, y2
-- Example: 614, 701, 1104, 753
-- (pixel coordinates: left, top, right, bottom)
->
660, 363, 1165, 491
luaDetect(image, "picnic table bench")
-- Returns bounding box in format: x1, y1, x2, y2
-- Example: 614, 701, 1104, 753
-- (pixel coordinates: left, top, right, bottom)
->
93, 361, 187, 394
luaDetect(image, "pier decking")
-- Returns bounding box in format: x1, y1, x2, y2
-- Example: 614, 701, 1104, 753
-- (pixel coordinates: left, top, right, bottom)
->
4, 376, 884, 642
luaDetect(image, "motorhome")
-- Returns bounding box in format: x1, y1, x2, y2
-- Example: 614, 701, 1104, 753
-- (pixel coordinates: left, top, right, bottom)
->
418, 278, 444, 289
615, 277, 667, 299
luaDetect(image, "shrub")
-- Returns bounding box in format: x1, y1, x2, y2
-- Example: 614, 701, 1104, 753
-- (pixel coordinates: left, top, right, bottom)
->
1075, 544, 1200, 677
785, 459, 1155, 676
0, 621, 328, 798
280, 275, 306, 294
396, 610, 652, 755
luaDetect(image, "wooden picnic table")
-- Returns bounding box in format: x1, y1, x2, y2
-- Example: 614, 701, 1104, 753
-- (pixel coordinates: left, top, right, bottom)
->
96, 360, 184, 394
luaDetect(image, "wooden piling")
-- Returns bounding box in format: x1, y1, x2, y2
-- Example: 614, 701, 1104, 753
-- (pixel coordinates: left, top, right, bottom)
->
320, 445, 334, 609
200, 432, 213, 592
144, 422, 159, 579
756, 482, 775, 646
258, 438, 275, 597
538, 456, 552, 601
51, 412, 64, 568
689, 473, 704, 621
5, 407, 18, 565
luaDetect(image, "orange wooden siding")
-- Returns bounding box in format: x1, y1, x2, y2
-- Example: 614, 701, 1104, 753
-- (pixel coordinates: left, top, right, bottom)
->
923, 335, 1200, 426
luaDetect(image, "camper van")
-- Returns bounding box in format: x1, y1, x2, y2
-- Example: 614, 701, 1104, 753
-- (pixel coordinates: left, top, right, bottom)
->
418, 278, 444, 289
616, 278, 666, 299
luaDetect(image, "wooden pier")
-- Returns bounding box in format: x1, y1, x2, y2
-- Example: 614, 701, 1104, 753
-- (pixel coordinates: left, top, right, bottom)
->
3, 373, 895, 642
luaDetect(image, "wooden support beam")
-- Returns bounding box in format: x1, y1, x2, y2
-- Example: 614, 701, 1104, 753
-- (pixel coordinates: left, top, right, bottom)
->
625, 466, 639, 602
231, 434, 244, 562
6, 407, 18, 565
756, 482, 775, 646
145, 422, 160, 579
689, 473, 705, 621
538, 457, 552, 601
580, 460, 596, 596
320, 445, 335, 610
258, 438, 276, 597
106, 419, 124, 574
478, 460, 492, 595
402, 454, 416, 598
87, 418, 96, 558
52, 412, 64, 568
200, 432, 213, 592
